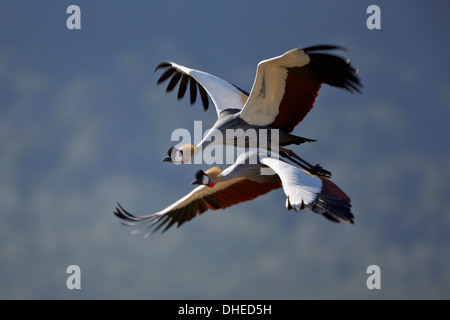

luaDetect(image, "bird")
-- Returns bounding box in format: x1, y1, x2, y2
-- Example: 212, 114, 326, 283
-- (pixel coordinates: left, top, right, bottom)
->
114, 150, 353, 236
156, 45, 362, 177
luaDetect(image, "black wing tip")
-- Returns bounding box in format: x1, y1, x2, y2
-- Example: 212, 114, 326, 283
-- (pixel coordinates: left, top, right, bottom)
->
322, 210, 355, 224
286, 195, 354, 224
302, 48, 364, 94
154, 62, 210, 110
197, 83, 209, 111
113, 202, 139, 223
342, 77, 363, 95
303, 44, 348, 53
113, 202, 167, 236
113, 202, 127, 219
165, 71, 182, 92
316, 195, 355, 224
154, 61, 173, 73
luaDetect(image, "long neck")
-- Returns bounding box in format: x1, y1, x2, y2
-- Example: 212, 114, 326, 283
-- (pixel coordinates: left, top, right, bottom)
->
197, 129, 222, 150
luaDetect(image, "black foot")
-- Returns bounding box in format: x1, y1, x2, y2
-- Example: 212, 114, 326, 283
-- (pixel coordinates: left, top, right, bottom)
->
309, 164, 332, 178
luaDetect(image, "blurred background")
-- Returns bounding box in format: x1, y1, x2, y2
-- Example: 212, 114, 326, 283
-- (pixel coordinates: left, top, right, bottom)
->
0, 0, 449, 299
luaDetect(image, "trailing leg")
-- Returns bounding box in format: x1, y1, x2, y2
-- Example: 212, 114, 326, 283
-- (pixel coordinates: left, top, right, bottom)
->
279, 147, 331, 178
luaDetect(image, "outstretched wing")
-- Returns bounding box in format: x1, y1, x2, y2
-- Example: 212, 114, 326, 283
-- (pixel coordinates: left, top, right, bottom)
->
114, 178, 281, 235
239, 45, 362, 132
260, 156, 354, 223
155, 62, 249, 116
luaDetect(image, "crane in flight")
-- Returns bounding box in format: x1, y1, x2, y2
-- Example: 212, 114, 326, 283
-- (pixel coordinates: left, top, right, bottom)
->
156, 45, 362, 177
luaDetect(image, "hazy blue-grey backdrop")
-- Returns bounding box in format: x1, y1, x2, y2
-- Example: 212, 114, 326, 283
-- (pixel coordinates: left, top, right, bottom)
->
1, 0, 449, 299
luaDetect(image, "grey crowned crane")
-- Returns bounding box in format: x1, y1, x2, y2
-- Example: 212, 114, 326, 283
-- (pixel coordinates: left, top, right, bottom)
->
156, 45, 362, 177
114, 151, 353, 235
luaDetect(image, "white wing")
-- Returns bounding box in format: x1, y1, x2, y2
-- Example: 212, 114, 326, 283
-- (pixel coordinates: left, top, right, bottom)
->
155, 62, 249, 116
260, 156, 322, 210
238, 45, 362, 132
260, 156, 354, 223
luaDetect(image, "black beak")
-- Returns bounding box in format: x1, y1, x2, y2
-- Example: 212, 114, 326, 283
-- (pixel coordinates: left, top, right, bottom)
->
162, 156, 173, 162
191, 179, 202, 185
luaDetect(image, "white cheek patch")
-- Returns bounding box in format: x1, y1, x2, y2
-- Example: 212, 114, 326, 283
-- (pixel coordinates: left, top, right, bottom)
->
173, 150, 183, 163
202, 175, 210, 185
